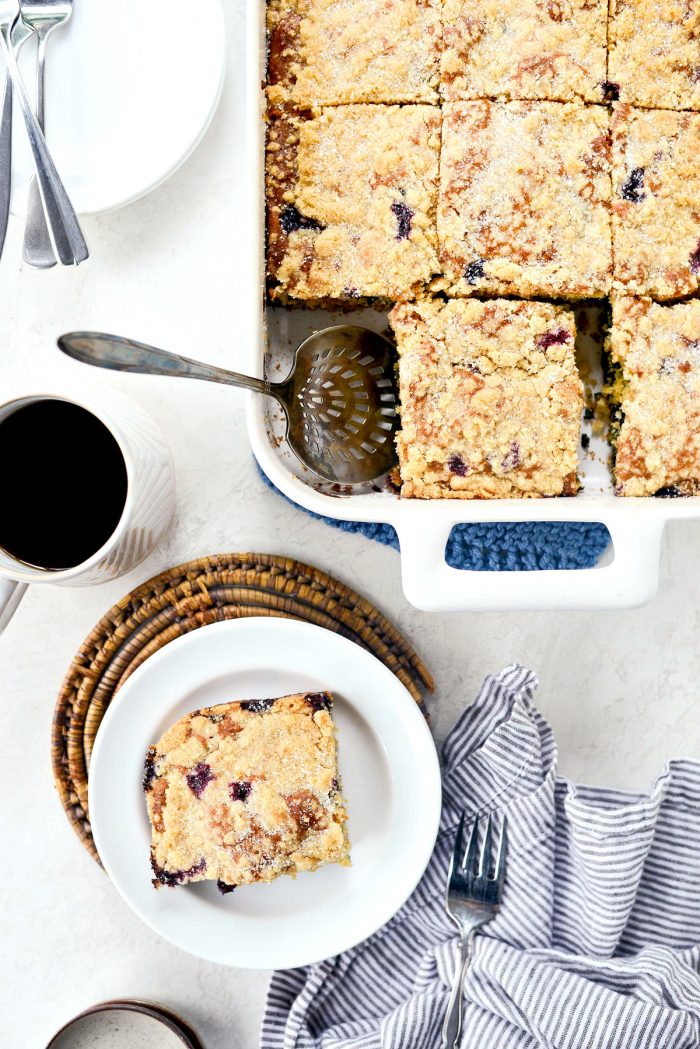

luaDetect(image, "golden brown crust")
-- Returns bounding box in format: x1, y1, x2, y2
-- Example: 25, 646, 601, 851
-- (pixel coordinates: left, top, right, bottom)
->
391, 296, 583, 498
610, 296, 700, 497
437, 101, 612, 299
266, 9, 303, 116
145, 692, 350, 890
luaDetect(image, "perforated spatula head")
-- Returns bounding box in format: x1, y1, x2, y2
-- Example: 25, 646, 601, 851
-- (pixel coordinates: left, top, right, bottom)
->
278, 325, 400, 485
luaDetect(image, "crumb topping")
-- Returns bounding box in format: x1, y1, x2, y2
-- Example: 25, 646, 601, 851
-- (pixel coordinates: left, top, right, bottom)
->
391, 296, 583, 498
611, 105, 700, 300
266, 104, 440, 302
608, 0, 700, 111
145, 691, 350, 889
609, 296, 700, 497
437, 101, 612, 299
267, 0, 441, 107
441, 0, 607, 104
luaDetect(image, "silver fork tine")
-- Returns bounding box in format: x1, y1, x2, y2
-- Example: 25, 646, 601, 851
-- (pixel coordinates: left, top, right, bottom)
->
446, 811, 466, 884
494, 814, 507, 887
478, 814, 493, 877
461, 815, 479, 874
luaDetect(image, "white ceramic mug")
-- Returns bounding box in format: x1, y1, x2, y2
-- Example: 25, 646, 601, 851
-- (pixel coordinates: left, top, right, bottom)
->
0, 385, 176, 634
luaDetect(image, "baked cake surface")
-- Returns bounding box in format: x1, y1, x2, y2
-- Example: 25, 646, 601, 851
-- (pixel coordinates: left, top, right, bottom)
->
267, 0, 441, 108
437, 101, 611, 299
440, 0, 607, 104
145, 691, 350, 891
608, 296, 700, 498
608, 0, 700, 112
391, 297, 583, 498
611, 105, 700, 301
266, 104, 440, 302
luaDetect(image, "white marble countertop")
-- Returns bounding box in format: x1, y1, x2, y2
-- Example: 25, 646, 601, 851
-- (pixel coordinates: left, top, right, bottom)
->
3, 3, 700, 1046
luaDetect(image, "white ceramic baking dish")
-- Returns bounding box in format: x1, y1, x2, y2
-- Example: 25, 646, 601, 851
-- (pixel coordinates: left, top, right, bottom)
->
242, 2, 700, 612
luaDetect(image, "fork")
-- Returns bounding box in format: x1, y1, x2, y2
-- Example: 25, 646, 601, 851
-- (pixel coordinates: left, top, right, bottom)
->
0, 0, 87, 265
440, 812, 507, 1049
20, 0, 74, 268
0, 14, 32, 260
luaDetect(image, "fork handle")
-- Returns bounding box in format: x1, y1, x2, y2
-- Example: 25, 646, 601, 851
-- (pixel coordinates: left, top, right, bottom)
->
440, 934, 475, 1049
23, 30, 57, 268
0, 27, 87, 266
0, 68, 11, 261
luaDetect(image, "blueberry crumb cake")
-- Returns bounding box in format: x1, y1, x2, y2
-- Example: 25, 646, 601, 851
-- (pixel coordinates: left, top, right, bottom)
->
263, 0, 700, 500
266, 0, 441, 108
391, 297, 583, 498
437, 101, 612, 300
608, 0, 700, 112
266, 104, 440, 303
145, 691, 350, 892
440, 0, 608, 105
607, 296, 700, 498
611, 105, 700, 301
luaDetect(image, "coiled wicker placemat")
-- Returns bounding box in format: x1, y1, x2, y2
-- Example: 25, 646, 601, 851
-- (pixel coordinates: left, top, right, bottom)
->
53, 552, 434, 863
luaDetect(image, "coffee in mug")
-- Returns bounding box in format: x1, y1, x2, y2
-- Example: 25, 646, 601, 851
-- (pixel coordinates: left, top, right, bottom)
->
0, 387, 175, 634
0, 398, 129, 570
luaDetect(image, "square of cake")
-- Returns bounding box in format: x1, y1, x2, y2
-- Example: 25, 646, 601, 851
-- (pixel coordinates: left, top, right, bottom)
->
391, 297, 583, 498
145, 691, 350, 891
266, 105, 440, 302
437, 101, 611, 299
608, 0, 700, 111
608, 296, 700, 498
266, 0, 441, 108
440, 0, 607, 104
611, 105, 700, 300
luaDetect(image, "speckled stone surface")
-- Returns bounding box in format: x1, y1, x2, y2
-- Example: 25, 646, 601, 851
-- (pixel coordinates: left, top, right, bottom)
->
4, 2, 700, 1048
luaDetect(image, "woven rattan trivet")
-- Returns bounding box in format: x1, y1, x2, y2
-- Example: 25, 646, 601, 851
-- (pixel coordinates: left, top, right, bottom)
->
53, 552, 434, 863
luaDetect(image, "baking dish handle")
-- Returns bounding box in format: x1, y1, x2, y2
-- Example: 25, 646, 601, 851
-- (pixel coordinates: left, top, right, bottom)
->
395, 517, 665, 612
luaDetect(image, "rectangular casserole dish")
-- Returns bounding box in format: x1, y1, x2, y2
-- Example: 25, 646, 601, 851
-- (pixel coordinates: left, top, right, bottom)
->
242, 0, 700, 613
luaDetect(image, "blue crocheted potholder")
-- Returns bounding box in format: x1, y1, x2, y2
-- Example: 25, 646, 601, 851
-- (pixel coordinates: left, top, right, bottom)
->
258, 466, 610, 571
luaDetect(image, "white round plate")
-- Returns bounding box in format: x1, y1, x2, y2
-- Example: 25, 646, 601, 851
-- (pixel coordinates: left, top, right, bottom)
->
10, 0, 226, 217
89, 618, 441, 969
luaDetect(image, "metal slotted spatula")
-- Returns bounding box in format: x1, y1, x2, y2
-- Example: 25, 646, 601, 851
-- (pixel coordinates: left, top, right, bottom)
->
57, 328, 400, 485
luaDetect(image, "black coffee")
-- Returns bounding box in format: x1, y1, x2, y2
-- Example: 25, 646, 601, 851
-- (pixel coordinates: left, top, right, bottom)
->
0, 399, 129, 570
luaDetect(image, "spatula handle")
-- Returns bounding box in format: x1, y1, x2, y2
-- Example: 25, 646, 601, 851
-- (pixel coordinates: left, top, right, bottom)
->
57, 331, 273, 397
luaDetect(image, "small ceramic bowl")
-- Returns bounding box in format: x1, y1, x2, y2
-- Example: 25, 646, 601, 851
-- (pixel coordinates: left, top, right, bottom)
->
46, 999, 205, 1049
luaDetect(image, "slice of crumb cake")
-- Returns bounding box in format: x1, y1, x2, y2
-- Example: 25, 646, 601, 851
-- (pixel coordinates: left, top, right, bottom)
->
144, 691, 350, 893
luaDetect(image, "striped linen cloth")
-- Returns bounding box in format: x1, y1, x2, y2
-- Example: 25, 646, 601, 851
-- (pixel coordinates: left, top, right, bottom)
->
262, 665, 700, 1049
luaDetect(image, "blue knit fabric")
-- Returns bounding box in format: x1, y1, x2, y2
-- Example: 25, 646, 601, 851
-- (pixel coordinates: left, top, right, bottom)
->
257, 465, 610, 571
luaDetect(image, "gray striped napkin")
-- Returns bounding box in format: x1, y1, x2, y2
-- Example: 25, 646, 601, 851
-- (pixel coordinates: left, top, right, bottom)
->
262, 665, 700, 1049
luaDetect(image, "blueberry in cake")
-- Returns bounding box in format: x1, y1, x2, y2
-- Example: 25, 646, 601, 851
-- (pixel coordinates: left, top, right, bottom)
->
611, 105, 700, 301
437, 101, 612, 299
145, 692, 350, 892
440, 0, 607, 104
266, 104, 441, 303
607, 296, 700, 498
266, 0, 441, 109
391, 297, 583, 498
